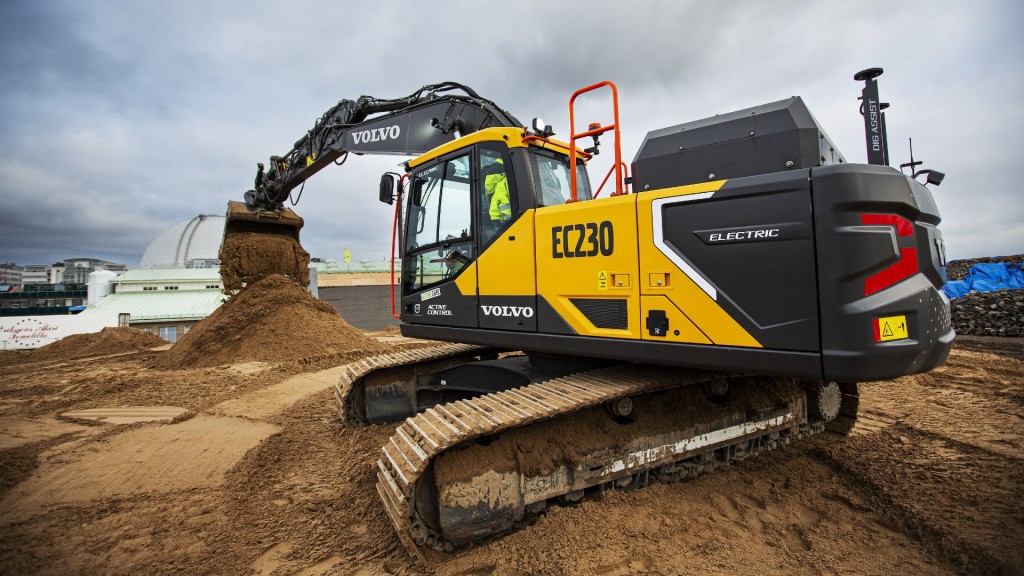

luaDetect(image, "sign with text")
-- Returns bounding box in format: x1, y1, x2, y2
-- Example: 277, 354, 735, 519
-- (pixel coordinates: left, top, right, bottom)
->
0, 314, 120, 350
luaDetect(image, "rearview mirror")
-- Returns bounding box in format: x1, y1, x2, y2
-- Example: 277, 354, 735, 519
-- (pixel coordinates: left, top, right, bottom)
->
379, 173, 396, 204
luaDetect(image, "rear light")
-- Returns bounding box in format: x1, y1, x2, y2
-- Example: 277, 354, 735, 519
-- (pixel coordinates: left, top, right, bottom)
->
861, 214, 919, 296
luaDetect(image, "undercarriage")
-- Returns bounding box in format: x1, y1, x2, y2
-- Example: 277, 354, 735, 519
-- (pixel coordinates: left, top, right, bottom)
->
334, 345, 859, 559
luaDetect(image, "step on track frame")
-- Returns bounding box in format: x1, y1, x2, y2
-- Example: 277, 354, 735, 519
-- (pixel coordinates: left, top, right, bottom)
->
334, 343, 494, 427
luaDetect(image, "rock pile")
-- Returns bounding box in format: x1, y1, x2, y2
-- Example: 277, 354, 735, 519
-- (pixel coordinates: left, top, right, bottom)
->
950, 289, 1024, 337
946, 255, 1023, 280
944, 255, 1024, 337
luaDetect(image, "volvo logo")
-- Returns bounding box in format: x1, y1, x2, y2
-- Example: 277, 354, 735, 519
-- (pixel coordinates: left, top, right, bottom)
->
352, 125, 401, 145
480, 305, 534, 318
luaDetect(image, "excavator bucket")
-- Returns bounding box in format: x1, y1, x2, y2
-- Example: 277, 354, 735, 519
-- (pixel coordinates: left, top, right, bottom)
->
219, 200, 311, 293
224, 199, 304, 239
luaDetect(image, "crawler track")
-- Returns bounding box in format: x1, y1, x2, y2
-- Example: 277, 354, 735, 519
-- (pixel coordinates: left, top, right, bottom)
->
333, 343, 491, 427
372, 365, 818, 558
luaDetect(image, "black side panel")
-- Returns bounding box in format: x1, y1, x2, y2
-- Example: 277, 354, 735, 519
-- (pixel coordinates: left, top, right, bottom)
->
401, 279, 477, 328
631, 97, 844, 191
401, 324, 822, 380
537, 295, 577, 335
478, 295, 537, 331
658, 170, 820, 351
811, 164, 954, 382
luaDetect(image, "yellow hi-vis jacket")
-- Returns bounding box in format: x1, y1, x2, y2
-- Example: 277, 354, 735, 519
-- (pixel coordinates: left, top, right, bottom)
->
485, 160, 511, 222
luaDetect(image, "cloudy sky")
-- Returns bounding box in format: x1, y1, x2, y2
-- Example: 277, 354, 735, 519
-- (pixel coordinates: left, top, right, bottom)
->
1, 0, 1021, 267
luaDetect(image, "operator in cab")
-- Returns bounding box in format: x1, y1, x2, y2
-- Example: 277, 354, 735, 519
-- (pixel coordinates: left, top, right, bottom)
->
484, 158, 512, 224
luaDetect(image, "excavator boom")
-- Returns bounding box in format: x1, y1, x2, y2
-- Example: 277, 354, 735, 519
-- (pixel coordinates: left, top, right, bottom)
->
221, 83, 521, 291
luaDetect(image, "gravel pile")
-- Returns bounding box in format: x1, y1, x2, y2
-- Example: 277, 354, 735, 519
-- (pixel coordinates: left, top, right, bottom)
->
944, 255, 1024, 337
950, 289, 1024, 337
946, 254, 1023, 280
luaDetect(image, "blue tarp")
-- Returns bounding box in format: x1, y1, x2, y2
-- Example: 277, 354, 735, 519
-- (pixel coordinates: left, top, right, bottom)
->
942, 280, 971, 299
943, 262, 1024, 299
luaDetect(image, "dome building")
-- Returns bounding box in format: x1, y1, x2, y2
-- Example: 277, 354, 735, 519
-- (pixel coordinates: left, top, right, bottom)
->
140, 215, 225, 269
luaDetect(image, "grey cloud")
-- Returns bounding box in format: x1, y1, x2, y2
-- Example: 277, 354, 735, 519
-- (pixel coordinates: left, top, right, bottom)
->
0, 0, 1021, 268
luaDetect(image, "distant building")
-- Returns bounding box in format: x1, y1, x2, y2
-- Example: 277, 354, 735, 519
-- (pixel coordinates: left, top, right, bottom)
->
0, 263, 23, 285
61, 258, 128, 284
0, 259, 127, 316
314, 261, 399, 330
21, 264, 50, 285
0, 283, 88, 317
140, 214, 225, 269
81, 268, 224, 342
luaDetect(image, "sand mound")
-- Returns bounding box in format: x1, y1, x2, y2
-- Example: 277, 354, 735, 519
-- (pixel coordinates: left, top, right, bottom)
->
29, 327, 167, 362
153, 274, 384, 369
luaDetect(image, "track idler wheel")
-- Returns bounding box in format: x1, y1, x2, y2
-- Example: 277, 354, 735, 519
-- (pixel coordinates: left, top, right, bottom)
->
807, 381, 842, 423
807, 381, 859, 435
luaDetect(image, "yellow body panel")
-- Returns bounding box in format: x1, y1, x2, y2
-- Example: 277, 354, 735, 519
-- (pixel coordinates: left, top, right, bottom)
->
476, 211, 537, 296
410, 136, 759, 348
535, 194, 640, 338
640, 295, 712, 344
409, 128, 583, 169
454, 261, 478, 296
634, 182, 762, 348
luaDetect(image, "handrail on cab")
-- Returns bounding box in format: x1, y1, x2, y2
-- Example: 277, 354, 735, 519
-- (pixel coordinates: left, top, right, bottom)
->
569, 81, 626, 202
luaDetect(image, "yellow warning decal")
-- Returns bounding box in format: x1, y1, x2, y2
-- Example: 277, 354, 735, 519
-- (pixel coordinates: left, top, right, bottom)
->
874, 315, 909, 342
598, 271, 608, 290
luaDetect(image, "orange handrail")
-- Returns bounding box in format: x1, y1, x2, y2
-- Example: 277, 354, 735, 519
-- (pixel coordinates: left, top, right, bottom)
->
594, 161, 630, 198
569, 81, 624, 202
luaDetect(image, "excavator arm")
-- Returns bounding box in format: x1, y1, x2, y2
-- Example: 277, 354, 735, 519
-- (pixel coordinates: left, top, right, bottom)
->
246, 82, 522, 211
221, 82, 522, 292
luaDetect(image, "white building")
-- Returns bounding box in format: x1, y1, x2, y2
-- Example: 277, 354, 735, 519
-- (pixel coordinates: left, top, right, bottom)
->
81, 268, 224, 342
140, 214, 225, 269
21, 264, 51, 285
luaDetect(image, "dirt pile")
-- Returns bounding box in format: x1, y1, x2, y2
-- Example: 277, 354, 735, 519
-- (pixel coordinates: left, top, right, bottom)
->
29, 327, 167, 362
219, 232, 310, 292
1, 331, 1021, 574
950, 289, 1024, 336
152, 274, 384, 369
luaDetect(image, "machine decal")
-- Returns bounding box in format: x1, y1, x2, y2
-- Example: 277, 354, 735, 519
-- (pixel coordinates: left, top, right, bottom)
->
427, 304, 454, 317
651, 192, 718, 300
351, 125, 401, 145
551, 221, 614, 259
873, 315, 909, 342
420, 288, 442, 301
480, 305, 535, 318
598, 271, 608, 290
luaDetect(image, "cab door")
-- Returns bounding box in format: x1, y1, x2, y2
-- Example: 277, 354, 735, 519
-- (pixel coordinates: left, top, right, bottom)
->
473, 143, 538, 332
400, 152, 478, 328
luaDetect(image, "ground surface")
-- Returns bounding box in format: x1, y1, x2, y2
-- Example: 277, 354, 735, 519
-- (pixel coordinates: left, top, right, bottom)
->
0, 334, 1021, 575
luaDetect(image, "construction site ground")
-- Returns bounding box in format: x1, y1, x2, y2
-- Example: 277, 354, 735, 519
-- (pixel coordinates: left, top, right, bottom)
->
1, 328, 1021, 575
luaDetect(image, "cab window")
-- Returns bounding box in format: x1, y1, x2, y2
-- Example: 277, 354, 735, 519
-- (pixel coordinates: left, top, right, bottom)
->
530, 150, 592, 206
404, 154, 474, 291
478, 146, 515, 244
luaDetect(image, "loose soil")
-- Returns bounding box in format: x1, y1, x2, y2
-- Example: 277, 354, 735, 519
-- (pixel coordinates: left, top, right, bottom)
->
219, 231, 310, 293
153, 274, 385, 370
0, 332, 1021, 575
28, 327, 166, 362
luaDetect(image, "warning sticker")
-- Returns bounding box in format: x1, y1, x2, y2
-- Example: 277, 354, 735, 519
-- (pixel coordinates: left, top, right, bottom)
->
598, 271, 608, 290
874, 315, 909, 342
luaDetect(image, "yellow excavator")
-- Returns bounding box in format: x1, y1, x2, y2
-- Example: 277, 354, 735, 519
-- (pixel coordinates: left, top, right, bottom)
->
223, 72, 953, 557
